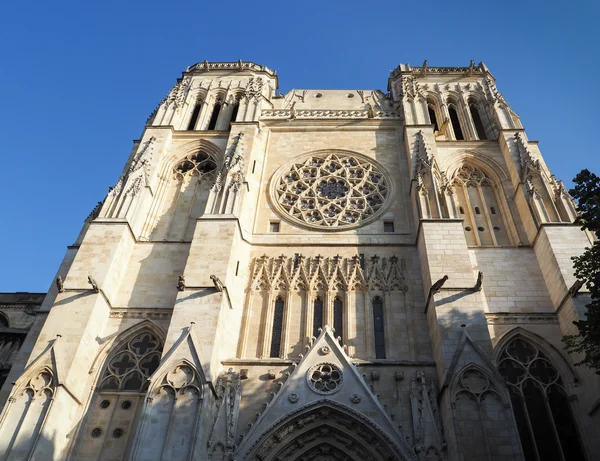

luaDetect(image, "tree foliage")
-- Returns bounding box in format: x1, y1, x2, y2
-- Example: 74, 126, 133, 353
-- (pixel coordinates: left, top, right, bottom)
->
563, 169, 600, 372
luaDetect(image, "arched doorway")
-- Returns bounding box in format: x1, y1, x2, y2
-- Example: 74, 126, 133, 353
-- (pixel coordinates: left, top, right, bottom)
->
240, 401, 407, 461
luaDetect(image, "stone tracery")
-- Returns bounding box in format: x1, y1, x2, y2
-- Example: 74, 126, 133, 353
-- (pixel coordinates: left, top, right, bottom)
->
272, 153, 391, 229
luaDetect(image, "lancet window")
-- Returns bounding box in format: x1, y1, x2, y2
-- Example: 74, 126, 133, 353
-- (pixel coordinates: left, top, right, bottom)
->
498, 338, 585, 461
312, 297, 324, 338
372, 296, 386, 359
468, 98, 488, 140
269, 297, 285, 358
229, 94, 242, 129
187, 101, 203, 130
333, 297, 344, 340
76, 331, 163, 461
427, 99, 440, 132
453, 165, 510, 246
447, 102, 464, 140
207, 98, 223, 130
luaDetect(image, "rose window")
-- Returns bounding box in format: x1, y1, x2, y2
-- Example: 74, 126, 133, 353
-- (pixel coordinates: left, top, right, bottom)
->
307, 363, 343, 394
271, 153, 392, 230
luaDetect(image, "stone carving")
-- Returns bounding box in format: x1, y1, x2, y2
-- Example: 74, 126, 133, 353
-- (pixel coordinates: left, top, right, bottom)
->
56, 276, 64, 293
318, 346, 330, 355
261, 109, 401, 119
272, 153, 392, 230
108, 310, 171, 320
307, 363, 343, 394
210, 275, 224, 292
99, 332, 162, 392
287, 392, 299, 403
249, 253, 408, 293
85, 201, 104, 223
410, 371, 445, 460
485, 313, 559, 325
177, 276, 185, 292
350, 393, 362, 404
187, 61, 277, 77
173, 151, 217, 180
87, 275, 99, 293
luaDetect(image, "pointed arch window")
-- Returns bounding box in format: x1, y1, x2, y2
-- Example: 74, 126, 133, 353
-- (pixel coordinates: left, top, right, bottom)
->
269, 297, 285, 358
373, 296, 386, 359
498, 338, 586, 461
229, 95, 242, 129
333, 297, 343, 340
448, 104, 464, 140
312, 297, 324, 338
469, 100, 487, 140
187, 101, 203, 130
207, 99, 222, 130
427, 102, 439, 132
76, 331, 163, 461
453, 165, 511, 246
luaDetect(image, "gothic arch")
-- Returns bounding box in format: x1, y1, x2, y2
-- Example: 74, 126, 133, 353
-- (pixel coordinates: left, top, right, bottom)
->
493, 327, 578, 390
144, 139, 223, 240
0, 366, 56, 460
73, 323, 165, 461
444, 154, 518, 246
88, 320, 166, 377
240, 401, 408, 461
130, 359, 206, 461
494, 328, 587, 460
450, 363, 519, 461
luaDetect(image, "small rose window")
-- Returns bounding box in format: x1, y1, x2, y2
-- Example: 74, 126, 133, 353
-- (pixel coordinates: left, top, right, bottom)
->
307, 363, 343, 394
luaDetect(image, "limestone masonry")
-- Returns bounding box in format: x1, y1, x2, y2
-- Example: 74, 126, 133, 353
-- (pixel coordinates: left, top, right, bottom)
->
0, 60, 598, 461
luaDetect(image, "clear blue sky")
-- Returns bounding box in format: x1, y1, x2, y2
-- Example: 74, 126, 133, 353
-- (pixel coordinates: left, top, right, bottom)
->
1, 0, 598, 292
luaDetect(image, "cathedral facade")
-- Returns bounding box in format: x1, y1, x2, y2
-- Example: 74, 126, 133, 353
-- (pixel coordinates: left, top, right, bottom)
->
0, 60, 598, 461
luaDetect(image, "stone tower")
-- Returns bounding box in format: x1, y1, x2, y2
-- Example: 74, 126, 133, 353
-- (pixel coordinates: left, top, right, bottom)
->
0, 60, 597, 461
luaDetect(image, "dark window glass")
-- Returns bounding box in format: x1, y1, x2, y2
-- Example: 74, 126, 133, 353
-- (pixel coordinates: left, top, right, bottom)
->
229, 101, 240, 129
373, 297, 386, 359
269, 298, 284, 358
359, 254, 365, 271
448, 106, 464, 140
475, 207, 480, 214
498, 338, 586, 461
187, 103, 202, 130
470, 104, 487, 140
207, 101, 221, 130
333, 298, 343, 339
383, 221, 394, 232
313, 298, 323, 338
428, 105, 439, 131
270, 222, 280, 233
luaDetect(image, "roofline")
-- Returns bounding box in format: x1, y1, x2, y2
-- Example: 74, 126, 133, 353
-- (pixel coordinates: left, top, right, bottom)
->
183, 60, 278, 88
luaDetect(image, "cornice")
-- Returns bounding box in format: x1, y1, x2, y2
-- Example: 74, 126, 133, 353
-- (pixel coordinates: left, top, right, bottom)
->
183, 60, 278, 86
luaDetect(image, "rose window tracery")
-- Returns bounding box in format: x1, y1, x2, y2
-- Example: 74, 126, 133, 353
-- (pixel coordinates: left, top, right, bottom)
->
173, 151, 217, 179
307, 363, 343, 394
99, 332, 162, 392
271, 153, 392, 229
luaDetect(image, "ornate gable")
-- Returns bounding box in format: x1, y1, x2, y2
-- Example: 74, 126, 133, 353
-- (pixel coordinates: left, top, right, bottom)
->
234, 326, 414, 461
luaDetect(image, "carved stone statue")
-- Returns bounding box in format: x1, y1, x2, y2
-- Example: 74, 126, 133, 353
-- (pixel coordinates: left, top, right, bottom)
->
210, 275, 224, 292
56, 276, 64, 293
87, 276, 99, 293
430, 275, 448, 295
177, 275, 185, 292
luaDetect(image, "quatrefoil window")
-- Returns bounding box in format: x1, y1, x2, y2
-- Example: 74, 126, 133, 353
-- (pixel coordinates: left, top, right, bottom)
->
271, 152, 393, 230
307, 363, 343, 394
100, 333, 162, 393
